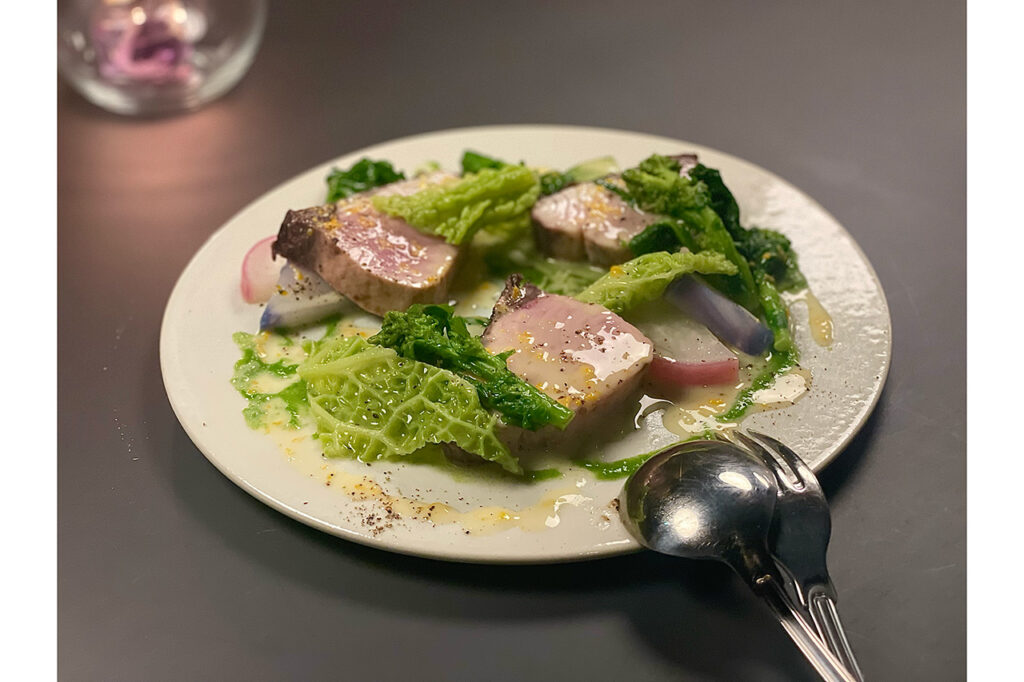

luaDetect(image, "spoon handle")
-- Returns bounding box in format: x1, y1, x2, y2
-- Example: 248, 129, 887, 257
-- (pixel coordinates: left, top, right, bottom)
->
759, 578, 857, 682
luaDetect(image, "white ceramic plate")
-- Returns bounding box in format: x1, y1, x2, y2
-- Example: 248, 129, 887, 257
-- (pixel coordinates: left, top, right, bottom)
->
160, 125, 891, 564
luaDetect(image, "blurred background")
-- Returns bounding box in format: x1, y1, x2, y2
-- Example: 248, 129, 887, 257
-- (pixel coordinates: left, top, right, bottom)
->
58, 1, 965, 680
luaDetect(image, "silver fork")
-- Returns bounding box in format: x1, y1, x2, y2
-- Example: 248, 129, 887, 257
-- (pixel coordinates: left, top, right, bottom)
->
734, 430, 865, 682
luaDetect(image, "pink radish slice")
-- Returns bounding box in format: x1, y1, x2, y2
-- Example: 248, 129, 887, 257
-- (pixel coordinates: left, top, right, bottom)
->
241, 236, 285, 303
648, 354, 739, 387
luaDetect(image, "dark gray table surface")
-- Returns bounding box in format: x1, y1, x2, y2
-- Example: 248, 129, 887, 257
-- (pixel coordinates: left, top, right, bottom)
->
58, 1, 965, 680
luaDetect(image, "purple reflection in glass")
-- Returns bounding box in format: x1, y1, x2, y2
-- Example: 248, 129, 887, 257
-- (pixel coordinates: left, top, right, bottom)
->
90, 1, 200, 84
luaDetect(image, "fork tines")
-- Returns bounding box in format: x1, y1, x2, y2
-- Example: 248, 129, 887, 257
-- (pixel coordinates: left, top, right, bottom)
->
734, 430, 805, 490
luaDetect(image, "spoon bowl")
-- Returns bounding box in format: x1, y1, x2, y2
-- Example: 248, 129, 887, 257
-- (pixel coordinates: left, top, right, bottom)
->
621, 439, 777, 565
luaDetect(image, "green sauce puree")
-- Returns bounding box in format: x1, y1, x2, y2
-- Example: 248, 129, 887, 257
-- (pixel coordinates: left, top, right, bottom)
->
231, 332, 308, 428
574, 434, 706, 480
718, 349, 797, 422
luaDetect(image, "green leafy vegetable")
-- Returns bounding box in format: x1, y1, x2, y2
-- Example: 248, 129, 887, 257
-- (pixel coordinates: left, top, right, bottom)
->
627, 219, 685, 256
515, 257, 606, 296
575, 250, 737, 314
482, 235, 605, 296
368, 305, 574, 431
620, 155, 712, 215
574, 435, 706, 479
687, 163, 806, 345
461, 150, 509, 174
372, 165, 541, 245
325, 158, 405, 202
622, 155, 759, 311
538, 172, 570, 196
688, 164, 806, 292
299, 334, 520, 473
738, 227, 807, 292
688, 164, 742, 237
685, 163, 806, 295
754, 269, 793, 352
413, 160, 442, 176
718, 349, 798, 421
538, 156, 619, 196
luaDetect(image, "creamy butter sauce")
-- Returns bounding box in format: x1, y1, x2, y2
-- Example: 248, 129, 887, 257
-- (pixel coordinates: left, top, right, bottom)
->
451, 281, 502, 318
248, 373, 300, 395
253, 331, 306, 364
751, 367, 812, 406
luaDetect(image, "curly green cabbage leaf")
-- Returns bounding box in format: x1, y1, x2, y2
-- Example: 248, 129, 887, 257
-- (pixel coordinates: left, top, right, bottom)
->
369, 305, 573, 431
372, 165, 540, 245
325, 158, 406, 203
298, 335, 520, 474
575, 250, 738, 314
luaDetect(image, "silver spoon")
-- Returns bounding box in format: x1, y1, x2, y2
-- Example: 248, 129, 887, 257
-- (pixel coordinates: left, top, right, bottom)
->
620, 439, 856, 682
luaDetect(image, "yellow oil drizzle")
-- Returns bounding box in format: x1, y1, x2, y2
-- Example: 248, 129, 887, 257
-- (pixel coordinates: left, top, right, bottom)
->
430, 489, 592, 534
266, 424, 592, 537
652, 378, 739, 438
788, 289, 834, 346
325, 467, 589, 535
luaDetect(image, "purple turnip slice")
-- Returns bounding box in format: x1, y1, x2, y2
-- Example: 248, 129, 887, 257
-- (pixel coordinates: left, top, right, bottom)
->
665, 275, 773, 355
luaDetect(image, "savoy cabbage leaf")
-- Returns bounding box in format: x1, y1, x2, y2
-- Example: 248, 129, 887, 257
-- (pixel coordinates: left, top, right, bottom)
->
298, 335, 520, 474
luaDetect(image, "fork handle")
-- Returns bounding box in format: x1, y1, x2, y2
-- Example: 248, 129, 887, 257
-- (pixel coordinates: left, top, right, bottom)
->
758, 578, 857, 682
808, 589, 865, 681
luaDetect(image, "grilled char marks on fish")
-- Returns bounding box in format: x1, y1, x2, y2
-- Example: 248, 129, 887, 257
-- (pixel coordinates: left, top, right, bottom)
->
489, 272, 544, 319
